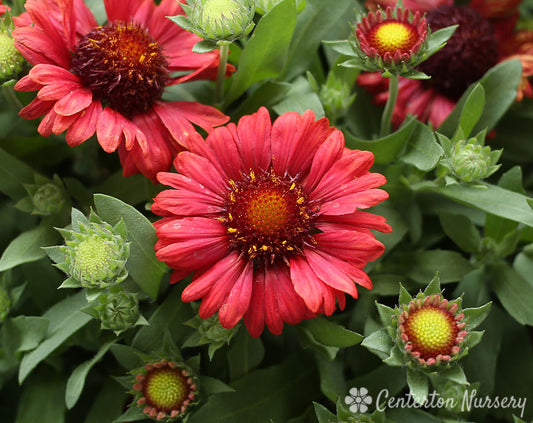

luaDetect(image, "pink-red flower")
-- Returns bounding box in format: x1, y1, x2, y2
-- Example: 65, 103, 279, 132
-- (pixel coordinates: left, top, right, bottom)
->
13, 0, 231, 181
152, 107, 392, 337
357, 0, 533, 128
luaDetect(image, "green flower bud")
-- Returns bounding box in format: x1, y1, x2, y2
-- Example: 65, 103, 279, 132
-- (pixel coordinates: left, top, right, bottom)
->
32, 183, 65, 215
0, 287, 10, 322
316, 73, 356, 124
450, 139, 501, 182
170, 0, 255, 47
45, 210, 130, 289
0, 12, 24, 83
95, 289, 141, 335
184, 309, 238, 359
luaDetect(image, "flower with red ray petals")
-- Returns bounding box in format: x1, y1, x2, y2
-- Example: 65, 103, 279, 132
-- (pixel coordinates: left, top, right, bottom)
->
152, 107, 392, 337
357, 0, 533, 128
13, 0, 232, 181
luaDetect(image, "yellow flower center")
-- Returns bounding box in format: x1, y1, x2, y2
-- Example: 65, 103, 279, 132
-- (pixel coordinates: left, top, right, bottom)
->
404, 305, 458, 359
144, 368, 188, 412
0, 32, 24, 77
368, 21, 418, 56
74, 237, 112, 276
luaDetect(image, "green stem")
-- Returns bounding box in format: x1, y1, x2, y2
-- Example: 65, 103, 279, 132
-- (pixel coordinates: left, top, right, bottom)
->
380, 74, 399, 137
215, 43, 229, 107
1, 85, 23, 111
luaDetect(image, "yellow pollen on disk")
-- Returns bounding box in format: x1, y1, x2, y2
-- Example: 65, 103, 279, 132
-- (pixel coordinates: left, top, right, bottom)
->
370, 21, 418, 55
406, 307, 455, 352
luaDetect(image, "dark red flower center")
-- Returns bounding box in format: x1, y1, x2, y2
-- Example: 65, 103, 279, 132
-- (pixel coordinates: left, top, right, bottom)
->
418, 5, 498, 100
223, 169, 317, 262
403, 305, 459, 360
71, 21, 169, 118
368, 20, 420, 56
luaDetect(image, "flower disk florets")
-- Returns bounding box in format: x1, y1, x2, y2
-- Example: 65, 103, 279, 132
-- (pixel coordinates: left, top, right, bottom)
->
131, 359, 199, 421
71, 21, 169, 118
355, 6, 428, 74
0, 30, 23, 82
397, 294, 467, 367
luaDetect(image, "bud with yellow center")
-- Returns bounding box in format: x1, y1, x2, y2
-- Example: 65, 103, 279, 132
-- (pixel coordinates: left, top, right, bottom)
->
0, 11, 24, 84
169, 0, 255, 50
130, 358, 200, 421
44, 209, 130, 289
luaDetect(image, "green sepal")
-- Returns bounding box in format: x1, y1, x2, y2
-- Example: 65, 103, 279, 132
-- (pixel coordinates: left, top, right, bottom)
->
375, 301, 394, 327
192, 39, 217, 53
361, 328, 394, 360
422, 272, 441, 296
398, 283, 413, 306
462, 302, 492, 330
437, 363, 468, 385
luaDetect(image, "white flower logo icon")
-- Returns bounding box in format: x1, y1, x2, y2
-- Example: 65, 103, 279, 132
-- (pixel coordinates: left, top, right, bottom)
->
344, 386, 373, 413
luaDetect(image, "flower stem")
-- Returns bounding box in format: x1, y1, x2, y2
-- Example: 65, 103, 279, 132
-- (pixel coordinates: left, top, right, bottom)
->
380, 75, 399, 137
1, 85, 23, 111
215, 43, 229, 106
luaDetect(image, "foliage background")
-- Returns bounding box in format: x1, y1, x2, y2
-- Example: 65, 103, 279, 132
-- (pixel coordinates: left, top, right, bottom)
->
1, 0, 533, 422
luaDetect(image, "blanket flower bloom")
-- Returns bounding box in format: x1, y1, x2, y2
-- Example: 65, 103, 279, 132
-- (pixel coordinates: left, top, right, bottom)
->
13, 0, 231, 181
357, 0, 533, 128
152, 107, 391, 337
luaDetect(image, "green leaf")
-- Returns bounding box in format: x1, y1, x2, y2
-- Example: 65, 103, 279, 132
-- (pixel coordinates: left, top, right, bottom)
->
462, 302, 492, 330
94, 194, 168, 298
188, 355, 318, 423
439, 59, 522, 136
491, 263, 533, 326
313, 402, 339, 423
0, 225, 58, 272
282, 0, 356, 81
423, 272, 442, 296
455, 84, 485, 140
316, 355, 346, 402
15, 368, 66, 423
425, 25, 458, 58
375, 302, 394, 327
84, 379, 128, 423
0, 147, 38, 200
438, 363, 468, 385
65, 341, 115, 409
400, 120, 443, 171
429, 183, 533, 228
409, 250, 473, 285
344, 116, 417, 164
361, 328, 394, 360
406, 367, 429, 404
227, 329, 265, 381
272, 76, 325, 117
303, 316, 363, 348
3, 316, 49, 353
399, 283, 413, 305
200, 376, 235, 395
439, 212, 482, 253
226, 0, 297, 104
232, 81, 291, 120
19, 292, 92, 383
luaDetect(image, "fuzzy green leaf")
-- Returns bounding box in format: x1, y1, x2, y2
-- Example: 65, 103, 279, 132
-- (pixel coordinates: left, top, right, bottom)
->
303, 316, 363, 348
462, 302, 492, 330
361, 328, 394, 360
65, 341, 115, 409
226, 0, 297, 104
439, 212, 482, 253
438, 363, 468, 385
491, 263, 533, 325
400, 120, 443, 171
406, 368, 429, 404
0, 225, 58, 272
455, 84, 485, 140
439, 59, 522, 136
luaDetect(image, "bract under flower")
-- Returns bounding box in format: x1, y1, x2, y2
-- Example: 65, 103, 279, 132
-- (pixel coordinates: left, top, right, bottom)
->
152, 107, 391, 337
